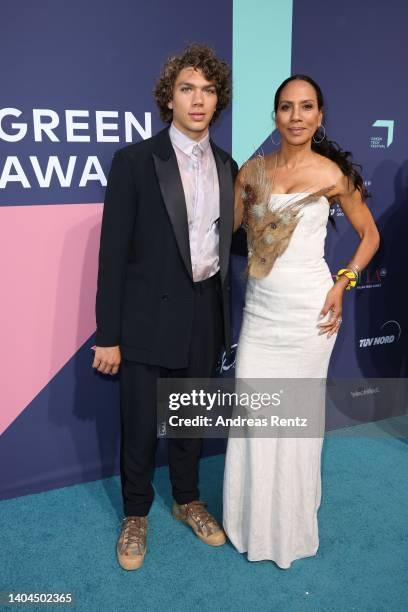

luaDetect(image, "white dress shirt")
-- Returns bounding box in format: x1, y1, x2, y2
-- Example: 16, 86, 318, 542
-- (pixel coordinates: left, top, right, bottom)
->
169, 123, 220, 282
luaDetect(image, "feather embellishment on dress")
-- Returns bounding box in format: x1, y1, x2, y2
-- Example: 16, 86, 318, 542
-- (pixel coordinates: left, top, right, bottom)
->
241, 155, 335, 279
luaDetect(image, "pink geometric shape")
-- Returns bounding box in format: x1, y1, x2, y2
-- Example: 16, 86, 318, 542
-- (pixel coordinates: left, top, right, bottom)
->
0, 203, 103, 435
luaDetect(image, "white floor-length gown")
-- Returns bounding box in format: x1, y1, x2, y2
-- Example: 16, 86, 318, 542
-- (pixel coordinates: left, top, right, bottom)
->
223, 193, 337, 569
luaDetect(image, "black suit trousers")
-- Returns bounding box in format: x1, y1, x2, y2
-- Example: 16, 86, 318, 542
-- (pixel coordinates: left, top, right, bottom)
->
120, 274, 223, 516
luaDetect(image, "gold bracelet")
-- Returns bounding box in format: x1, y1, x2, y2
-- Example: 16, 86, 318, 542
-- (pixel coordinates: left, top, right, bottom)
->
336, 268, 357, 290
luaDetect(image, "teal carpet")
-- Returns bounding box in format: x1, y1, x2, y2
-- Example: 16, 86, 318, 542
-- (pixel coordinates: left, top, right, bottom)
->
1, 422, 407, 611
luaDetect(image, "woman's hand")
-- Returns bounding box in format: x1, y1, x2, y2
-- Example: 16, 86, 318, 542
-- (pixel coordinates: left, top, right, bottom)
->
317, 173, 380, 340
318, 277, 348, 338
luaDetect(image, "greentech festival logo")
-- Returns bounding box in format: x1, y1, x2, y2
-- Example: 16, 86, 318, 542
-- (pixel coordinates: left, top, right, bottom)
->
371, 120, 394, 149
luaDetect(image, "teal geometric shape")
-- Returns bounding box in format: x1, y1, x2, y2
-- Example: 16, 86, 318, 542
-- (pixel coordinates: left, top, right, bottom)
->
372, 120, 394, 147
232, 0, 294, 166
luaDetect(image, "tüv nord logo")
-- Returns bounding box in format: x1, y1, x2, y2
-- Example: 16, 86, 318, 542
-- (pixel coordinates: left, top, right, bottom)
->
359, 320, 401, 348
370, 120, 394, 149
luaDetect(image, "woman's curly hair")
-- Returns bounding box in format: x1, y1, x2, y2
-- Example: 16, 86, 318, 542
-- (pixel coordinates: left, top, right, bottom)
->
154, 43, 231, 124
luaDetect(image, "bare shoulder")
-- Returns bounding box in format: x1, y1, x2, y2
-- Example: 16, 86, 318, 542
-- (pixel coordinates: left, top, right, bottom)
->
237, 155, 261, 184
239, 152, 276, 180
313, 152, 342, 181
312, 152, 344, 196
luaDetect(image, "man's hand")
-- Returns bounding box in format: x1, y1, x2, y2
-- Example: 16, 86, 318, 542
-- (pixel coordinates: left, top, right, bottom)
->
92, 346, 121, 375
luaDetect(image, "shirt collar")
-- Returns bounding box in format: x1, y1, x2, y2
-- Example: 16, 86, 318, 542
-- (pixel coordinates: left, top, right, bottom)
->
169, 122, 210, 156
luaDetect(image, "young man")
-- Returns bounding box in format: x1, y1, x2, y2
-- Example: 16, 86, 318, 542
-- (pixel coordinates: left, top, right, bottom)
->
93, 44, 238, 570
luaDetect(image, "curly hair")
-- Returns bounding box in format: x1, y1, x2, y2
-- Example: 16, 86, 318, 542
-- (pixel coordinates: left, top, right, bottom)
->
154, 43, 231, 124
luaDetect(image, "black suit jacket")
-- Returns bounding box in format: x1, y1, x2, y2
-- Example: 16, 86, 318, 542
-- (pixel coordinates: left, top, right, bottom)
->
95, 127, 239, 368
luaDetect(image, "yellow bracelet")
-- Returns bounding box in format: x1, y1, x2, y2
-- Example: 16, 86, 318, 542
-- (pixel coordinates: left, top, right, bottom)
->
336, 268, 357, 290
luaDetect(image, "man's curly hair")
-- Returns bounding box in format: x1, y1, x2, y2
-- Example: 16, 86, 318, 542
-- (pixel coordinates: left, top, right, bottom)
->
154, 43, 231, 124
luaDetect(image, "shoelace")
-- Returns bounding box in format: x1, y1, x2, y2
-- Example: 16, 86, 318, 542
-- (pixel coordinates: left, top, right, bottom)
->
122, 517, 146, 550
187, 502, 218, 534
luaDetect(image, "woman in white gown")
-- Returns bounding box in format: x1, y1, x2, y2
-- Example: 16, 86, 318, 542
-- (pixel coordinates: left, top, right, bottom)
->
223, 75, 380, 568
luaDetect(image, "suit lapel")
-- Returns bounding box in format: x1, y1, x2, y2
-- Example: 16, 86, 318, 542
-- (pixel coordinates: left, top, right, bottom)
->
152, 128, 234, 285
153, 130, 193, 280
212, 145, 233, 285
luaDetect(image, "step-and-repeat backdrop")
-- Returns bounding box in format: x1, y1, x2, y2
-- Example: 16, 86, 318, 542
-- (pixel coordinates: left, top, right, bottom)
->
1, 0, 406, 500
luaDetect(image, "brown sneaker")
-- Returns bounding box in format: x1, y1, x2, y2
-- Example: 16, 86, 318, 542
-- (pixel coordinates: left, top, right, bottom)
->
116, 516, 147, 570
173, 500, 226, 547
